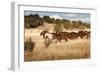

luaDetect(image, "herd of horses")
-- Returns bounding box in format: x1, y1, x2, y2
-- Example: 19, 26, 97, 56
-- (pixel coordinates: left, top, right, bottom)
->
40, 30, 90, 47
24, 30, 90, 51
40, 30, 90, 41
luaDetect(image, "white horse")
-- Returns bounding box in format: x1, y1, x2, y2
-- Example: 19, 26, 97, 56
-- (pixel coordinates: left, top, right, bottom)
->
40, 31, 53, 39
40, 31, 57, 48
44, 32, 53, 39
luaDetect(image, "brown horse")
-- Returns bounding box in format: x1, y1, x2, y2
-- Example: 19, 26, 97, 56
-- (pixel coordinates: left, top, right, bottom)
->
78, 30, 90, 39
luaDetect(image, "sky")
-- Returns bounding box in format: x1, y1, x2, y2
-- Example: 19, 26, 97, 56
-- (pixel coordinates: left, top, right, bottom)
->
24, 11, 90, 23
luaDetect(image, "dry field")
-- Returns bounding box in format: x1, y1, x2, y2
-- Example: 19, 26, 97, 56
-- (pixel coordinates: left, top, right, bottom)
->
24, 29, 90, 61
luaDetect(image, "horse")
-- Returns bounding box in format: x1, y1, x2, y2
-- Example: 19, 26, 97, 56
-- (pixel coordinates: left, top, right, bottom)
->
40, 31, 49, 38
57, 32, 68, 42
40, 31, 54, 48
40, 31, 58, 40
78, 30, 90, 39
67, 32, 79, 40
41, 30, 70, 41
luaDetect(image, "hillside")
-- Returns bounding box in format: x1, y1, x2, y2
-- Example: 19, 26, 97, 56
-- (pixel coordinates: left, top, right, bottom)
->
24, 14, 90, 32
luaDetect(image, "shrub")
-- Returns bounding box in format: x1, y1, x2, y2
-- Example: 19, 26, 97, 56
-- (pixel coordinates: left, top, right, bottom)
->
24, 37, 35, 52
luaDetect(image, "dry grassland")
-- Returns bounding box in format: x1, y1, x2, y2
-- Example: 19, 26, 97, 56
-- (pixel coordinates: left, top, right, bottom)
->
24, 29, 90, 61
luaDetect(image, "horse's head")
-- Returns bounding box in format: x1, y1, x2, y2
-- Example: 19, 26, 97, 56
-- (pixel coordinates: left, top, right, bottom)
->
40, 31, 43, 36
40, 31, 49, 38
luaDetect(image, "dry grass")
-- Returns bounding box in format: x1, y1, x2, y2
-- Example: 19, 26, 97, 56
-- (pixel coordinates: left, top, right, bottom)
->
24, 29, 90, 61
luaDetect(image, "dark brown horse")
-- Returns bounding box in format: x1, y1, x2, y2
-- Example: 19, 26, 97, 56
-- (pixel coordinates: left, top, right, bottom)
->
78, 30, 90, 39
40, 31, 68, 43
67, 32, 79, 40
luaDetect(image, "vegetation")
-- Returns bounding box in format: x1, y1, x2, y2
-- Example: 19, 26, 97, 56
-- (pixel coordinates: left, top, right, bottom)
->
24, 30, 90, 61
24, 37, 35, 52
54, 19, 63, 32
24, 13, 90, 61
24, 14, 90, 31
24, 14, 43, 28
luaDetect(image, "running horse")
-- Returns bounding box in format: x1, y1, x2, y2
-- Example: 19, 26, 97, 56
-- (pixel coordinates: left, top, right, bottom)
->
40, 31, 49, 38
40, 31, 69, 48
40, 30, 54, 48
40, 30, 60, 41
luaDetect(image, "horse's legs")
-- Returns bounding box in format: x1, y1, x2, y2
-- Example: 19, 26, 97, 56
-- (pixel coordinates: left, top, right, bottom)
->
65, 38, 68, 41
44, 36, 51, 48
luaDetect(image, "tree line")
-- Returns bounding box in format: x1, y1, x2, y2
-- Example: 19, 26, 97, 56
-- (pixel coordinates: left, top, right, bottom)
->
24, 14, 90, 31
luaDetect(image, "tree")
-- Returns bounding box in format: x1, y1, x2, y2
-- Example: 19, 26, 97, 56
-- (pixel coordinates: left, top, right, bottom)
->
54, 19, 63, 32
71, 21, 78, 29
43, 16, 52, 23
24, 14, 44, 28
77, 20, 90, 29
62, 19, 71, 30
54, 24, 62, 32
51, 18, 55, 23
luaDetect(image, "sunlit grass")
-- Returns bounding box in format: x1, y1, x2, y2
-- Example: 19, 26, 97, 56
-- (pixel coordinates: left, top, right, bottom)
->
24, 29, 90, 61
